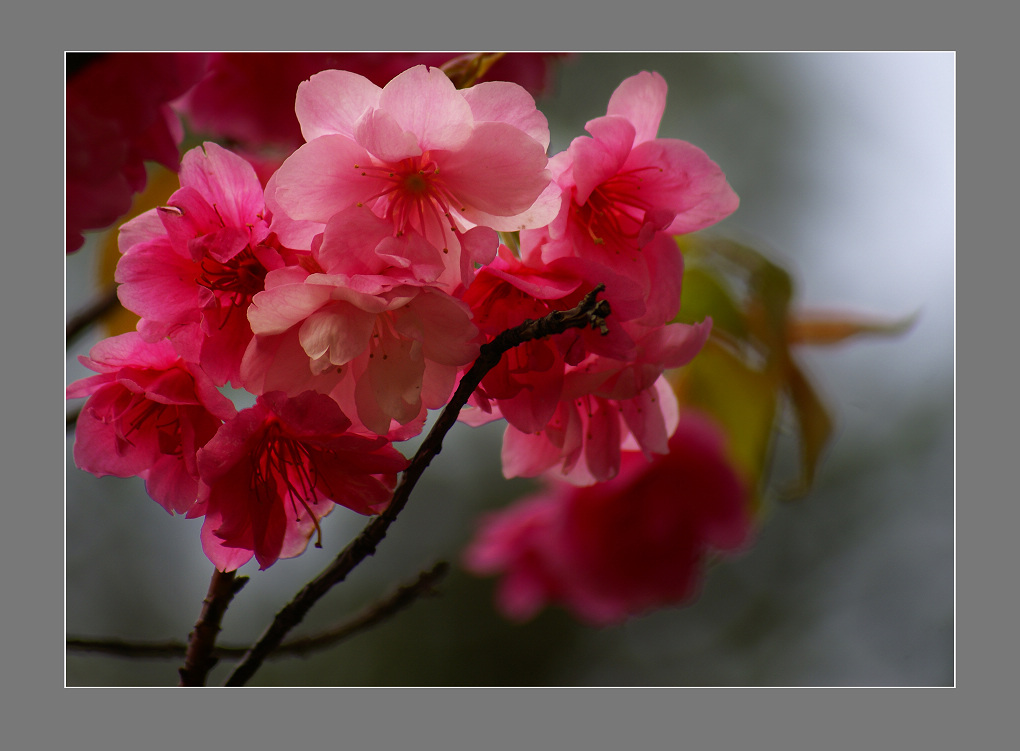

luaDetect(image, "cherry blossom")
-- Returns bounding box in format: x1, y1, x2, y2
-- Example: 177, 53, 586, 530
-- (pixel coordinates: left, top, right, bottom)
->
191, 391, 408, 571
66, 333, 236, 515
241, 207, 479, 437
521, 71, 738, 290
115, 142, 285, 387
266, 65, 560, 291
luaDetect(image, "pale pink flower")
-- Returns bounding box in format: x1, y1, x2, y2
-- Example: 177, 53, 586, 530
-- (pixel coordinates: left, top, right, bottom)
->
464, 412, 751, 625
115, 142, 286, 387
267, 65, 560, 291
521, 71, 738, 286
240, 209, 480, 437
66, 333, 236, 515
191, 391, 407, 571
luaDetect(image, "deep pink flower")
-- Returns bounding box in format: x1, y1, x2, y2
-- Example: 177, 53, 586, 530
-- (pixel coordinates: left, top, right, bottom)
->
66, 53, 209, 252
461, 246, 583, 433
521, 71, 738, 287
191, 391, 408, 571
464, 412, 751, 625
461, 230, 711, 485
267, 65, 560, 291
66, 333, 237, 515
115, 142, 286, 387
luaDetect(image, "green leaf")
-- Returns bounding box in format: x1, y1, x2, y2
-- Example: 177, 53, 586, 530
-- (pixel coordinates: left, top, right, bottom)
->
675, 266, 747, 341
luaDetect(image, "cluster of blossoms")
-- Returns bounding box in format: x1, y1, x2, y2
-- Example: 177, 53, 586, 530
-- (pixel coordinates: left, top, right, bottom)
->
68, 62, 750, 622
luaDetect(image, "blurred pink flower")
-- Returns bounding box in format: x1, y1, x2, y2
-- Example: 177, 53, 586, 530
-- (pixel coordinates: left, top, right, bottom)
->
191, 391, 408, 571
66, 53, 209, 252
464, 412, 751, 625
66, 332, 236, 515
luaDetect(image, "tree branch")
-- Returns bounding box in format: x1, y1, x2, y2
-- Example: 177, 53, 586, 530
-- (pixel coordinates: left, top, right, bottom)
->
223, 284, 612, 687
177, 568, 248, 686
66, 561, 449, 661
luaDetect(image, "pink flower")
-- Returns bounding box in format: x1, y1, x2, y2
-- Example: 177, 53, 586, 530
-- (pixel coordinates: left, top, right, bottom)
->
115, 142, 285, 387
464, 412, 751, 625
240, 211, 480, 437
192, 391, 408, 571
461, 246, 583, 433
461, 233, 712, 485
66, 53, 209, 252
498, 374, 688, 486
521, 71, 738, 287
66, 332, 237, 515
267, 65, 560, 291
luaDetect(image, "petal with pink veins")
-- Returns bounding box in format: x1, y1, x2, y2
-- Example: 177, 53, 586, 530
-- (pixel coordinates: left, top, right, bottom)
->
461, 81, 551, 150
271, 135, 377, 223
296, 69, 382, 142
377, 65, 474, 152
606, 71, 668, 145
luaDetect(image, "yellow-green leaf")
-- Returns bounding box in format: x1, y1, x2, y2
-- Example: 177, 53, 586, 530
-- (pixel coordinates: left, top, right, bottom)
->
675, 265, 747, 341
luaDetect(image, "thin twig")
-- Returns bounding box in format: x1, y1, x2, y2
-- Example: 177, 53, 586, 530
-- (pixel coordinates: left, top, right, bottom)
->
256, 560, 449, 658
66, 286, 120, 347
66, 637, 190, 659
178, 569, 248, 686
223, 284, 612, 687
66, 561, 449, 661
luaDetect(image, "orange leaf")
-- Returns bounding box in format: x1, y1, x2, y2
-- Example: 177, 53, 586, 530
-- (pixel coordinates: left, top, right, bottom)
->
788, 311, 918, 346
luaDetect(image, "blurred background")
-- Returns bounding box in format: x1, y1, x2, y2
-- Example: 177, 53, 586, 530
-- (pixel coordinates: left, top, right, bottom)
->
65, 52, 954, 686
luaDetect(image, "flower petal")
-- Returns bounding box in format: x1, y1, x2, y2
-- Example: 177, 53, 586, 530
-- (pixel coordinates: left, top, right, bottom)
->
378, 65, 474, 152
606, 71, 668, 145
439, 122, 551, 218
461, 81, 550, 149
296, 69, 382, 142
271, 135, 376, 223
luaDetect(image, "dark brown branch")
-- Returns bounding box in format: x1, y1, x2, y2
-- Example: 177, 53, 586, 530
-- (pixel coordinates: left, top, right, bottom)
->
254, 560, 449, 658
66, 637, 190, 659
66, 561, 449, 661
66, 286, 120, 347
223, 284, 612, 687
177, 569, 248, 686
